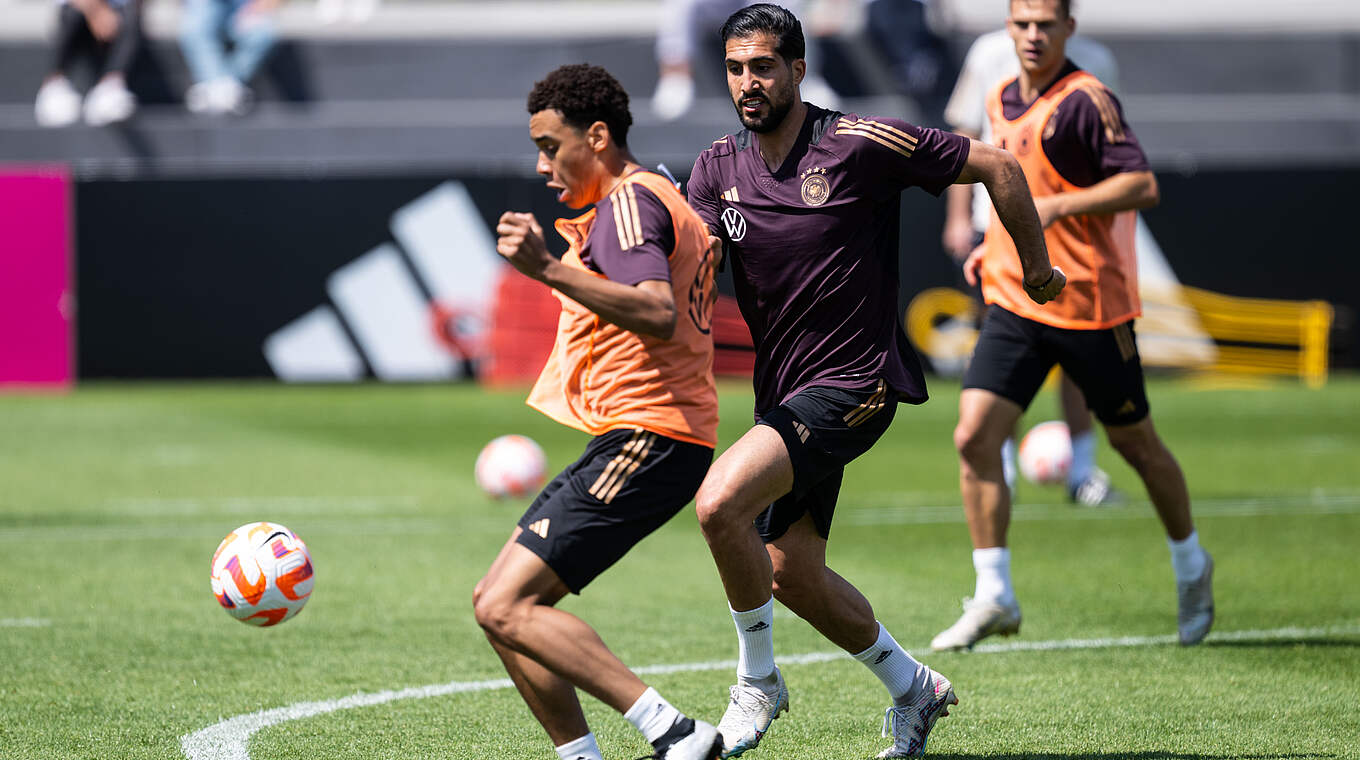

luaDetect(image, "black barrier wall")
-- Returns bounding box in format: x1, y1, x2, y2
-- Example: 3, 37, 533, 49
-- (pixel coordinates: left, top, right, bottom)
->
74, 168, 1356, 379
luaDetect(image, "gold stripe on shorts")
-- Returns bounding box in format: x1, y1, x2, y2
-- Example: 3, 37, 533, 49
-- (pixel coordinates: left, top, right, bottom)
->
1113, 322, 1137, 362
601, 433, 656, 503
589, 430, 656, 504
843, 380, 888, 428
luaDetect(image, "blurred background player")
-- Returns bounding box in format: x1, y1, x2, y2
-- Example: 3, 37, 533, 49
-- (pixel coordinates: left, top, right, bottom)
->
686, 4, 1062, 756
652, 0, 840, 121
472, 64, 723, 760
179, 0, 282, 116
941, 21, 1121, 506
932, 0, 1214, 652
33, 0, 141, 127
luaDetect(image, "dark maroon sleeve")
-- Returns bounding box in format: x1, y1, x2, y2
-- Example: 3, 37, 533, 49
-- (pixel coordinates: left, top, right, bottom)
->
582, 184, 673, 285
908, 126, 972, 197
686, 152, 722, 236
1043, 87, 1150, 188
844, 117, 970, 198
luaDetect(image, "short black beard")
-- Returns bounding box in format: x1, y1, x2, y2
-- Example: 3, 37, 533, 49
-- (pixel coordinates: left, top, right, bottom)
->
735, 90, 795, 134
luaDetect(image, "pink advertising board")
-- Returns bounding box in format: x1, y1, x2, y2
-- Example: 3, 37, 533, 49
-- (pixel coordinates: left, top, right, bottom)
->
0, 166, 72, 388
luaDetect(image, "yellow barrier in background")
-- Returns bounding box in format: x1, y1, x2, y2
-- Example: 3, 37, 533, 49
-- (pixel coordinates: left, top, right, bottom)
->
1179, 286, 1334, 388
905, 285, 1335, 388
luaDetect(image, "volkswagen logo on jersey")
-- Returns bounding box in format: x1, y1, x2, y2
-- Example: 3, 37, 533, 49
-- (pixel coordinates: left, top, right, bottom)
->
721, 207, 747, 242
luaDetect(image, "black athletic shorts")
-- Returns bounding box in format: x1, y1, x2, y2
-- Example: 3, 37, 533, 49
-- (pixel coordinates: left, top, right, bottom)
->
754, 379, 898, 542
515, 428, 713, 593
963, 305, 1150, 426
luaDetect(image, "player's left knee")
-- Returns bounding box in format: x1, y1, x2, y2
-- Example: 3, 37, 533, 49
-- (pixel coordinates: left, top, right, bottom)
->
694, 481, 747, 538
472, 584, 528, 644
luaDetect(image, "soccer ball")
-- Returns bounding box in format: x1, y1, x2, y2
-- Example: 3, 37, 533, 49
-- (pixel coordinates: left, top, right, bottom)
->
475, 434, 547, 499
210, 521, 314, 627
1018, 420, 1072, 486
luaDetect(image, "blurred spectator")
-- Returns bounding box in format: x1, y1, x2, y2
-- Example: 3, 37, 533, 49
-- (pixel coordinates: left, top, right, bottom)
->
863, 0, 951, 117
180, 0, 281, 116
34, 0, 142, 127
652, 0, 839, 122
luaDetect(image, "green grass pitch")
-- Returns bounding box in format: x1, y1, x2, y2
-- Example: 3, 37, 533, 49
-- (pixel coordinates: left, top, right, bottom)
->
2, 376, 1358, 760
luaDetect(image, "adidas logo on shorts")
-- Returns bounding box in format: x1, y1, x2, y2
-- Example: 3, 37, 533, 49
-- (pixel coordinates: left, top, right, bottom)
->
527, 519, 550, 539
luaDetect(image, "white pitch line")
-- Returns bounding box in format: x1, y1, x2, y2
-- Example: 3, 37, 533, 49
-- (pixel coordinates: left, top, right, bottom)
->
843, 490, 1360, 526
10, 491, 1360, 544
180, 623, 1360, 760
0, 617, 51, 627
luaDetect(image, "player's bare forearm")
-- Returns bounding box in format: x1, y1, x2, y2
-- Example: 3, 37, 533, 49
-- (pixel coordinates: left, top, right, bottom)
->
542, 267, 678, 340
957, 142, 1052, 284
496, 210, 677, 339
1039, 170, 1159, 222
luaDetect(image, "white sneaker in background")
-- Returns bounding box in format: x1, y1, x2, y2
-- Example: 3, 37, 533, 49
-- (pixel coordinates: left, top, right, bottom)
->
191, 77, 253, 116
717, 667, 789, 757
185, 81, 216, 114
651, 73, 695, 122
877, 668, 958, 758
930, 597, 1022, 651
35, 76, 82, 128
1069, 467, 1124, 507
82, 77, 136, 126
1177, 550, 1214, 645
214, 78, 254, 116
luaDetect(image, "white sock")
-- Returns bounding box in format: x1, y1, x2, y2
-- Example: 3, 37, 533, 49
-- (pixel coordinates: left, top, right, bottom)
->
1001, 437, 1018, 492
973, 547, 1014, 606
731, 598, 776, 682
624, 687, 686, 745
555, 731, 604, 760
1068, 429, 1096, 489
851, 622, 929, 703
1168, 530, 1206, 583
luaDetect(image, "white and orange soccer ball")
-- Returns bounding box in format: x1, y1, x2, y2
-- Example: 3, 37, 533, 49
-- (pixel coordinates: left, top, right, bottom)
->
475, 434, 547, 499
210, 521, 314, 627
1018, 420, 1073, 486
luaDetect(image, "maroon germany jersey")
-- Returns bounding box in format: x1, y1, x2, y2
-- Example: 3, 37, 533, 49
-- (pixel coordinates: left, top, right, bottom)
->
999, 60, 1150, 188
688, 105, 970, 413
579, 170, 675, 286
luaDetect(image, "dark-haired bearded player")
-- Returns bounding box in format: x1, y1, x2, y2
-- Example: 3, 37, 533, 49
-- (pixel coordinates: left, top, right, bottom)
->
684, 4, 1063, 757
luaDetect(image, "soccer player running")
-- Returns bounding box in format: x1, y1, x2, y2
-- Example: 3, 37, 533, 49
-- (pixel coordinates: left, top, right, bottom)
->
930, 0, 1214, 652
473, 64, 723, 760
685, 5, 1063, 757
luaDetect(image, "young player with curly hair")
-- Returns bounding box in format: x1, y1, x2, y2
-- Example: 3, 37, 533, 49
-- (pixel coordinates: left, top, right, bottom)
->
472, 63, 723, 760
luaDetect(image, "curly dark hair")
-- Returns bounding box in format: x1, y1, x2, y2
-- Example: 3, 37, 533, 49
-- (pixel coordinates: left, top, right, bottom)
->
526, 64, 632, 148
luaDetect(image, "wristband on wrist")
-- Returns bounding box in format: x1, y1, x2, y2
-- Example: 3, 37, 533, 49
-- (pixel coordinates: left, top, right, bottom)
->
1026, 269, 1055, 290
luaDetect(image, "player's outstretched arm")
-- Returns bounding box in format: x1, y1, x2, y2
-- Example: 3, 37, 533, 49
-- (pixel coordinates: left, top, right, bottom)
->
496, 211, 678, 339
955, 140, 1065, 304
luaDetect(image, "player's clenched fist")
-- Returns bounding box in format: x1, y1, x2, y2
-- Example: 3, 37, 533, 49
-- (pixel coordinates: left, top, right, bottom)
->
496, 211, 552, 280
1022, 266, 1066, 305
